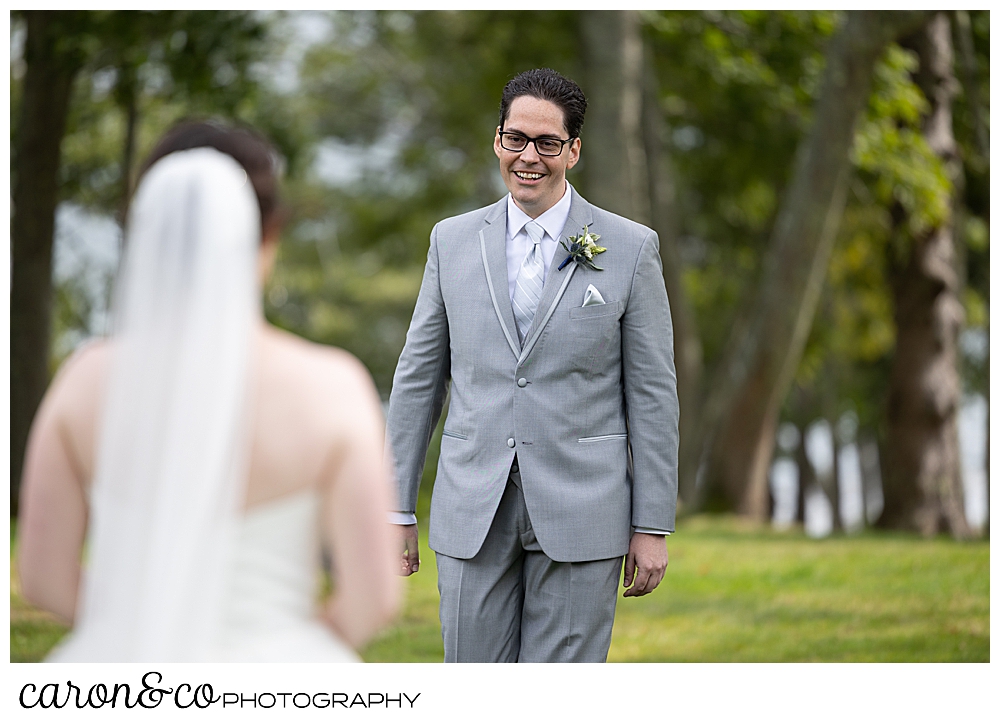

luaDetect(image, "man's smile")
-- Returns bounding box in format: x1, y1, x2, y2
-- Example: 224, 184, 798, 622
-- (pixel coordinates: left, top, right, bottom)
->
494, 96, 580, 217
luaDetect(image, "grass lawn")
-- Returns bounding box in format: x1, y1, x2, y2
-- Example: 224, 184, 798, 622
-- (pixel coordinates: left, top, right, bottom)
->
11, 516, 989, 662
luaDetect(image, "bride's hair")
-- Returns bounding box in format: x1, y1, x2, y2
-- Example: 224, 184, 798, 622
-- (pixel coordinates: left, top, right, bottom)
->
138, 119, 286, 236
58, 131, 267, 661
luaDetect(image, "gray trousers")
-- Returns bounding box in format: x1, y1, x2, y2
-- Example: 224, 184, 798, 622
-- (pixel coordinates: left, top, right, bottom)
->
436, 466, 623, 662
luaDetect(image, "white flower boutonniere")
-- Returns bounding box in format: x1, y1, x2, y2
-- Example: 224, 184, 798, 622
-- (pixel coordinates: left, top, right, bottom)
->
558, 226, 607, 271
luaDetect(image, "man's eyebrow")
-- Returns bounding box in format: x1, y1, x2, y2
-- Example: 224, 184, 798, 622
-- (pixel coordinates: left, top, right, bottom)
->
503, 127, 562, 139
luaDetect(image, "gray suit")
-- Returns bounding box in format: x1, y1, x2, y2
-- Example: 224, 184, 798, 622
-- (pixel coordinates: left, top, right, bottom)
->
387, 186, 678, 660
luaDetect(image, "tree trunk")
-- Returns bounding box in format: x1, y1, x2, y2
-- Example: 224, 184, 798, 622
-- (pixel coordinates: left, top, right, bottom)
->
819, 375, 843, 531
580, 10, 649, 224
583, 11, 705, 510
858, 431, 884, 526
642, 41, 704, 509
952, 10, 988, 161
823, 415, 843, 532
794, 423, 814, 524
878, 13, 973, 539
117, 61, 139, 226
10, 11, 86, 515
697, 11, 933, 519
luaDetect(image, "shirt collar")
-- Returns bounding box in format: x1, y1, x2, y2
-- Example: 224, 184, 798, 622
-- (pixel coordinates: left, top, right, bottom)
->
506, 181, 573, 242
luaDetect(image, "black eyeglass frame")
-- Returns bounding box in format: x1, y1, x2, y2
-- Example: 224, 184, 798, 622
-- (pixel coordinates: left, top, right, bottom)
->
498, 130, 576, 157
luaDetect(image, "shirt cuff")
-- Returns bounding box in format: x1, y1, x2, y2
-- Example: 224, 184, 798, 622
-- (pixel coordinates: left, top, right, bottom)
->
389, 511, 418, 526
389, 512, 668, 533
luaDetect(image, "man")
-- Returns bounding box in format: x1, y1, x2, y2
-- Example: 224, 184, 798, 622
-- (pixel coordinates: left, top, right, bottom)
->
386, 68, 678, 663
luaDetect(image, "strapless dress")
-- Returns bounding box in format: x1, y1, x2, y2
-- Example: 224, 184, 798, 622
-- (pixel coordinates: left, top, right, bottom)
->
47, 490, 359, 663
212, 490, 359, 662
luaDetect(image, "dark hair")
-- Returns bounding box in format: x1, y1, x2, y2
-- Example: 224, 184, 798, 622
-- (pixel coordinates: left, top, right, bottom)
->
499, 68, 587, 140
138, 119, 285, 234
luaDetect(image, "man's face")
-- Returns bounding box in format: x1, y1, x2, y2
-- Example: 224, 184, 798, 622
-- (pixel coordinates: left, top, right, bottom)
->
494, 95, 581, 219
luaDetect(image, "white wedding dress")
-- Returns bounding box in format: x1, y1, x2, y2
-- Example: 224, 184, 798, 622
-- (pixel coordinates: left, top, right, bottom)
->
50, 490, 358, 663
45, 148, 360, 663
212, 491, 359, 662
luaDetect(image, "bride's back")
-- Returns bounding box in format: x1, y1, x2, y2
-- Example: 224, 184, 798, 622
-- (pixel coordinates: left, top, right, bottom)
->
16, 122, 399, 660
247, 325, 384, 508
53, 323, 383, 511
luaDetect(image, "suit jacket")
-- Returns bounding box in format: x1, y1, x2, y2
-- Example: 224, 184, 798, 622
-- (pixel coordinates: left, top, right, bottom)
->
386, 186, 678, 563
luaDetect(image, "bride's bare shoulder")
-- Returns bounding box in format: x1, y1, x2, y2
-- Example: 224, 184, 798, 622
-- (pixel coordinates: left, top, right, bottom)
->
31, 338, 113, 451
47, 339, 113, 406
259, 325, 376, 398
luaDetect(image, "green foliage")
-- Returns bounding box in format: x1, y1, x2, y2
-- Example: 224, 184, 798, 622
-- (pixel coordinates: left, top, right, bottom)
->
790, 197, 899, 430
268, 10, 586, 392
853, 44, 951, 237
952, 10, 990, 398
790, 27, 989, 432
58, 10, 277, 214
13, 10, 990, 495
645, 10, 840, 367
12, 11, 309, 371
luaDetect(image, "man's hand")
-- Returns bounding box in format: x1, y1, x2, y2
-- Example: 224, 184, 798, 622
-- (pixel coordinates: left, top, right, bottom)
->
398, 524, 420, 576
622, 532, 668, 597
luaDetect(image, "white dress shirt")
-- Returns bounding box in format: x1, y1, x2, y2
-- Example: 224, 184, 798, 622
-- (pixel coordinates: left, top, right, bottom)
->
392, 182, 668, 536
504, 182, 573, 302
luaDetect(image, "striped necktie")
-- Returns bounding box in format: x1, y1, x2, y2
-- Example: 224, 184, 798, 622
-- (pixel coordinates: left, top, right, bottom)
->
512, 221, 545, 346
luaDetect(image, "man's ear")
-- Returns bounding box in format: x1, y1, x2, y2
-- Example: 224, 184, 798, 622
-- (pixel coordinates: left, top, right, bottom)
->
493, 127, 504, 160
565, 137, 582, 170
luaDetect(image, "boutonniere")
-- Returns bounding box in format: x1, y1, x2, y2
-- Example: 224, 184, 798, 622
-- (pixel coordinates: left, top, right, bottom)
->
558, 226, 607, 271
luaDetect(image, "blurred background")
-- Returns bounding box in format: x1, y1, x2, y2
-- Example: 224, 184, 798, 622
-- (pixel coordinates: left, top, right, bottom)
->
9, 10, 990, 661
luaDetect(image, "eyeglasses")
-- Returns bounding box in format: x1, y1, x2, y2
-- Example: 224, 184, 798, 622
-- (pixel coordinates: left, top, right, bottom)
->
498, 131, 575, 157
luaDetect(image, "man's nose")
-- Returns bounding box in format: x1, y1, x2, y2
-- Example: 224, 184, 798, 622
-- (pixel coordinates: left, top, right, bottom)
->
519, 141, 541, 163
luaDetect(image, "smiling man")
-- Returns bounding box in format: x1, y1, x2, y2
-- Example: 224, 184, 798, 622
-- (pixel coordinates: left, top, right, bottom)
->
386, 68, 678, 663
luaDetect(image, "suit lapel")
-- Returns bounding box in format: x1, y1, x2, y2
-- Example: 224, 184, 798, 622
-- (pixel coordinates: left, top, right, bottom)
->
479, 198, 520, 359
518, 187, 595, 364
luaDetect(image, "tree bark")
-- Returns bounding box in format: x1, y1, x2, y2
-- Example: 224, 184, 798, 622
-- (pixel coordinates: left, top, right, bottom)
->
10, 11, 87, 515
878, 13, 973, 539
117, 60, 139, 226
642, 40, 704, 509
580, 10, 649, 224
794, 423, 814, 524
819, 375, 843, 532
823, 415, 843, 532
697, 11, 933, 519
583, 11, 705, 509
952, 10, 988, 162
858, 431, 883, 526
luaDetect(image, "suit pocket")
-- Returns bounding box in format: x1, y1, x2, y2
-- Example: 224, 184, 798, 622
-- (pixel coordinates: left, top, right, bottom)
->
441, 429, 469, 441
569, 300, 623, 320
578, 433, 628, 443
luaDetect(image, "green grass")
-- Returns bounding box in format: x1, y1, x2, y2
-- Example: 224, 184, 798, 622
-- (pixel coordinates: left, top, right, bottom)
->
11, 516, 989, 662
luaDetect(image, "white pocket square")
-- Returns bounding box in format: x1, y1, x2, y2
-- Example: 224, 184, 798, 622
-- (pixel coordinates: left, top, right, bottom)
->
582, 284, 606, 307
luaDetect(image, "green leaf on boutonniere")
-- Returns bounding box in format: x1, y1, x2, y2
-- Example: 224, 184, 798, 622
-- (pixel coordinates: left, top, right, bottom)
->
558, 226, 607, 271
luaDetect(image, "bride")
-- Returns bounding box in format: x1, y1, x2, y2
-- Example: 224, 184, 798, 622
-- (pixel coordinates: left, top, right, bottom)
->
16, 121, 400, 662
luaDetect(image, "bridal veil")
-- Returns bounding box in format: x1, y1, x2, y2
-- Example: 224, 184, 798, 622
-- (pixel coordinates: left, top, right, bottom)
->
49, 148, 261, 661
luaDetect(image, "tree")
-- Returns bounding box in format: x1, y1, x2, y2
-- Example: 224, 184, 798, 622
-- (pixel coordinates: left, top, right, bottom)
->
11, 11, 90, 515
273, 10, 585, 393
643, 11, 844, 511
697, 11, 932, 518
580, 10, 649, 224
579, 11, 705, 508
879, 13, 973, 538
10, 10, 272, 514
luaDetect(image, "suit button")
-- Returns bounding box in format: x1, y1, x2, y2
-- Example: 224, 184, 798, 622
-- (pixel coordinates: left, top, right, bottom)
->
517, 378, 527, 387
507, 438, 515, 448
